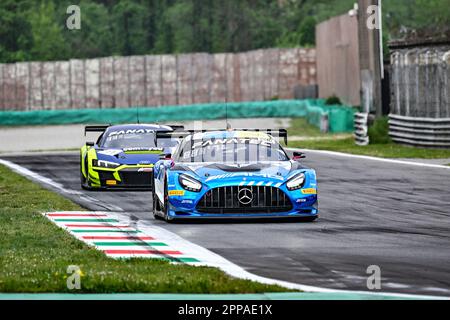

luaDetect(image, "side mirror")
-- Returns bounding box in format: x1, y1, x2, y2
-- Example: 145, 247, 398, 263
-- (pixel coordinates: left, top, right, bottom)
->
159, 153, 172, 160
292, 151, 306, 161
86, 142, 95, 147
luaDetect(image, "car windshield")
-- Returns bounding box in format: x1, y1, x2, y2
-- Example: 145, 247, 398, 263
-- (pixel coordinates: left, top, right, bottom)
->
102, 132, 156, 149
157, 138, 179, 149
177, 137, 288, 163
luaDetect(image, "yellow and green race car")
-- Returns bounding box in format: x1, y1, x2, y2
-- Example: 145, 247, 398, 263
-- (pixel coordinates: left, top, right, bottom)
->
80, 124, 181, 190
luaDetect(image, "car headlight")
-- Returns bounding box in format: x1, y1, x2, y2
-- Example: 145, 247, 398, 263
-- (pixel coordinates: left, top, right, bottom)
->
92, 159, 120, 169
178, 174, 202, 192
286, 173, 306, 191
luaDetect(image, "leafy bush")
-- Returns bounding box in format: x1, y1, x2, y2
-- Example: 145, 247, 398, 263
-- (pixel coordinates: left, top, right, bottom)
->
325, 95, 342, 105
368, 116, 391, 144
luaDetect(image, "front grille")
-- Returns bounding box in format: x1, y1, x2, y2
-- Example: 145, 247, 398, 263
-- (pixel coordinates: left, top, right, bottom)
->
120, 171, 152, 186
196, 186, 292, 214
98, 171, 115, 184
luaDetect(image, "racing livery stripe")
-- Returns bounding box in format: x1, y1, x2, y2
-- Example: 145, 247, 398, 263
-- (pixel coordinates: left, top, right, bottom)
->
238, 181, 279, 187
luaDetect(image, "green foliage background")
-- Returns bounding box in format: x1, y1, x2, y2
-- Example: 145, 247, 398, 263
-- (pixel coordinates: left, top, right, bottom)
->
0, 0, 449, 63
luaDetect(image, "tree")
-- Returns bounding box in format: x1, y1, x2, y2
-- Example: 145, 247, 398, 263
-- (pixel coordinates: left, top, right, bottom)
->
298, 16, 316, 46
0, 0, 33, 62
111, 0, 148, 55
27, 1, 69, 61
59, 0, 114, 59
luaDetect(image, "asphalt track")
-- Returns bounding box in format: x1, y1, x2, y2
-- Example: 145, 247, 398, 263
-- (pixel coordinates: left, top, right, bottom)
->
2, 151, 450, 297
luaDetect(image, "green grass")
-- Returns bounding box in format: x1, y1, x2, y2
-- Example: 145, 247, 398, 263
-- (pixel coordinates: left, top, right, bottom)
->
0, 164, 288, 293
288, 118, 450, 159
287, 118, 329, 137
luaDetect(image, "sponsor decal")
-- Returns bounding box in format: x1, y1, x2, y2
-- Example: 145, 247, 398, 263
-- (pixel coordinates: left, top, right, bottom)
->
235, 131, 271, 139
206, 172, 285, 182
123, 147, 163, 152
296, 198, 307, 203
106, 180, 117, 186
301, 188, 317, 195
138, 168, 153, 173
168, 190, 185, 196
98, 149, 122, 156
191, 138, 274, 150
181, 199, 194, 204
108, 129, 154, 137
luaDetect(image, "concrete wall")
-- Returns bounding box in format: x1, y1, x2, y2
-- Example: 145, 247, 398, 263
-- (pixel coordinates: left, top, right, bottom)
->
316, 13, 360, 107
0, 48, 316, 111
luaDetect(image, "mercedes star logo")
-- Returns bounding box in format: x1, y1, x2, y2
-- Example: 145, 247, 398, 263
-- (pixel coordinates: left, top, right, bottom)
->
238, 188, 253, 205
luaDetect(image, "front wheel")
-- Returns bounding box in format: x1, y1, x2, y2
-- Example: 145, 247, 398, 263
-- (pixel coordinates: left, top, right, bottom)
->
152, 190, 163, 220
80, 156, 90, 190
300, 216, 318, 222
162, 178, 173, 223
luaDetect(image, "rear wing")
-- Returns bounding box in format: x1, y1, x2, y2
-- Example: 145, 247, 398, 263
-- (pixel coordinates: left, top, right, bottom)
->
156, 129, 288, 144
166, 125, 185, 131
84, 125, 110, 136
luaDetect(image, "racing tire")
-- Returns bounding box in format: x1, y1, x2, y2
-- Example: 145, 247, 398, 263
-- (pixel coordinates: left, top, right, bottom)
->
162, 177, 174, 223
152, 190, 163, 220
80, 156, 90, 190
300, 216, 318, 222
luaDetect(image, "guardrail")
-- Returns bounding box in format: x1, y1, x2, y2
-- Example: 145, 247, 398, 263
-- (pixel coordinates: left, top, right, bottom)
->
388, 114, 450, 148
354, 113, 370, 146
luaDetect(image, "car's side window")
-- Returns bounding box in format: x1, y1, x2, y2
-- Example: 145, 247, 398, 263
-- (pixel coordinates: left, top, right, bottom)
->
96, 133, 104, 146
172, 139, 185, 161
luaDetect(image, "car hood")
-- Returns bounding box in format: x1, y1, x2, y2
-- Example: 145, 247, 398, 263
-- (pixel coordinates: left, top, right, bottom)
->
175, 161, 303, 183
95, 147, 165, 165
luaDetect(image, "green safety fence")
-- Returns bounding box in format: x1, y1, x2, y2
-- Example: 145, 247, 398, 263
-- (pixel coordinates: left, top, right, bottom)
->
0, 100, 356, 133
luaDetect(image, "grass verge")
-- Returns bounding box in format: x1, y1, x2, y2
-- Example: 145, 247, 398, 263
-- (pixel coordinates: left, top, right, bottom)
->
288, 118, 450, 159
0, 164, 288, 293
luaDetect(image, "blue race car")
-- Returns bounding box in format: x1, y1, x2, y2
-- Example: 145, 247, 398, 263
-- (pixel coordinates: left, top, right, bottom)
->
80, 124, 182, 190
152, 130, 318, 221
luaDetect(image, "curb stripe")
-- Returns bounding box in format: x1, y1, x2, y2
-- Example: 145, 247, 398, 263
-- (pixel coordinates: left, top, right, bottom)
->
82, 236, 154, 240
47, 214, 108, 217
55, 219, 119, 222
103, 249, 182, 255
71, 230, 141, 233
93, 242, 168, 247
42, 211, 201, 264
63, 224, 131, 228
166, 257, 200, 263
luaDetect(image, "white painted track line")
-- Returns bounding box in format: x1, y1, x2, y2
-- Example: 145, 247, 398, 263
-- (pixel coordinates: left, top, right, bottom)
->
287, 148, 450, 170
